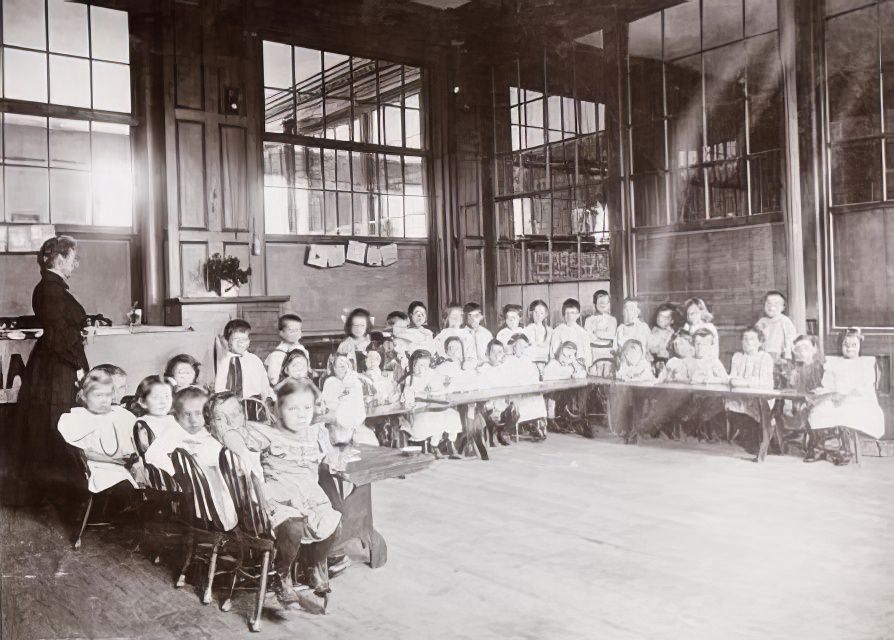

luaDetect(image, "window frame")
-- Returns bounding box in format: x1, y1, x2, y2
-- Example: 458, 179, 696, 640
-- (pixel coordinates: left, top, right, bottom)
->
260, 38, 431, 242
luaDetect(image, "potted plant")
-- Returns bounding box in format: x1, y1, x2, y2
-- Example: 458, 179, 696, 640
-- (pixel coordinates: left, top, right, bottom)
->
204, 253, 251, 297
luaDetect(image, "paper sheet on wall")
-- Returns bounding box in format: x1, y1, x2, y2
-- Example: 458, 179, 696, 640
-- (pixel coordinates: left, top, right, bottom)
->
380, 243, 398, 266
346, 240, 367, 264
307, 244, 328, 268
327, 244, 346, 267
366, 245, 383, 266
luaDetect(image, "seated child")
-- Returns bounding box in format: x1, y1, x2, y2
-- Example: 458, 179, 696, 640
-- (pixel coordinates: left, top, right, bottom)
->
542, 341, 588, 433
336, 308, 373, 371
277, 348, 317, 388
725, 326, 775, 431
495, 303, 525, 346
682, 298, 719, 358
657, 331, 695, 384
265, 314, 309, 386
615, 298, 652, 360
215, 319, 272, 401
522, 299, 553, 365
549, 298, 594, 369
90, 363, 128, 405
130, 375, 179, 439
611, 340, 655, 443
755, 290, 797, 362
475, 339, 518, 447
435, 336, 476, 386
463, 302, 494, 365
807, 328, 884, 464
164, 354, 201, 393
391, 301, 437, 356
400, 349, 462, 457
143, 387, 237, 530
57, 371, 140, 493
383, 311, 411, 374
781, 334, 824, 443
360, 348, 400, 404
506, 334, 548, 441
689, 329, 729, 385
320, 353, 376, 447
434, 303, 475, 367
583, 290, 617, 370
647, 304, 677, 370
206, 387, 339, 608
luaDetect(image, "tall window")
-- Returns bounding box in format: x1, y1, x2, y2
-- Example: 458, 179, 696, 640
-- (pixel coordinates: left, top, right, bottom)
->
491, 37, 610, 286
0, 0, 133, 227
262, 41, 428, 238
627, 0, 782, 227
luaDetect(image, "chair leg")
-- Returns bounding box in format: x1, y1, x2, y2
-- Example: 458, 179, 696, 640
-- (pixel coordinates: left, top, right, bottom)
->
202, 541, 220, 605
250, 551, 271, 632
176, 536, 194, 588
852, 430, 862, 466
73, 494, 94, 550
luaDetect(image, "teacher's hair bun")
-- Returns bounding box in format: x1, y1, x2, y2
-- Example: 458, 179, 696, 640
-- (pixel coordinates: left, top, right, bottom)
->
37, 235, 78, 270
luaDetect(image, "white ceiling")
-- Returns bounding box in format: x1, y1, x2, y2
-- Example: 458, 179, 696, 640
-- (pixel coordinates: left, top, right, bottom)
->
408, 0, 472, 9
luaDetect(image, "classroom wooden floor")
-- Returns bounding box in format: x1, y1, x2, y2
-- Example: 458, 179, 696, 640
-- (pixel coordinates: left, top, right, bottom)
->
3, 433, 894, 640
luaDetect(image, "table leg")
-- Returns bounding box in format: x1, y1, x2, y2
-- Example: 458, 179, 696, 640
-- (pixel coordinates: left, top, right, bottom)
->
319, 474, 388, 568
756, 398, 772, 463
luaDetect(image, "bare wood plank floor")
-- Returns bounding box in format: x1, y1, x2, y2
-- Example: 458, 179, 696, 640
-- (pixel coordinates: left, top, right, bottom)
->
3, 435, 894, 640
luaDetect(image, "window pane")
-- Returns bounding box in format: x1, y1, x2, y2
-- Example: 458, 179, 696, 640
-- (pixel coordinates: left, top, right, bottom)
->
263, 41, 293, 89
631, 121, 666, 173
629, 11, 662, 60
264, 187, 290, 233
48, 0, 88, 56
263, 142, 289, 187
90, 6, 129, 63
383, 154, 403, 194
298, 189, 325, 235
4, 48, 48, 102
886, 140, 894, 200
49, 118, 90, 169
579, 133, 608, 183
335, 149, 351, 190
706, 158, 745, 218
295, 94, 323, 137
5, 165, 49, 223
50, 54, 91, 107
324, 52, 351, 141
747, 32, 782, 152
352, 151, 373, 192
880, 2, 894, 132
294, 47, 321, 91
666, 53, 701, 119
50, 168, 90, 224
351, 57, 377, 144
91, 121, 132, 226
628, 57, 663, 125
378, 62, 402, 106
750, 150, 782, 213
704, 43, 745, 162
405, 108, 421, 149
323, 191, 337, 233
383, 105, 402, 146
4, 114, 47, 166
336, 191, 351, 232
703, 0, 743, 49
265, 88, 294, 134
826, 7, 880, 141
322, 148, 336, 189
384, 195, 404, 237
405, 156, 424, 196
745, 0, 777, 36
294, 145, 323, 189
632, 173, 667, 227
353, 193, 372, 235
92, 61, 131, 112
673, 167, 705, 222
664, 1, 700, 60
830, 140, 882, 205
3, 0, 46, 50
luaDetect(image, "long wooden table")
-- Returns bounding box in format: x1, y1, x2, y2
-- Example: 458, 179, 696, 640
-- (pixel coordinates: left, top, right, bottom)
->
319, 444, 434, 569
590, 378, 807, 462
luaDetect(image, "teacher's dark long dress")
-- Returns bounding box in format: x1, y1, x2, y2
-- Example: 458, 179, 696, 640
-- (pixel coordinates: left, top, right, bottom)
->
15, 270, 89, 490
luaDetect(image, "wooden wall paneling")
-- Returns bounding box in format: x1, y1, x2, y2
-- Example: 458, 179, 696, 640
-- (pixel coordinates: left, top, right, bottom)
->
179, 241, 209, 298
223, 241, 250, 268
174, 1, 203, 110
832, 209, 893, 328
265, 242, 429, 332
220, 125, 248, 231
176, 120, 208, 229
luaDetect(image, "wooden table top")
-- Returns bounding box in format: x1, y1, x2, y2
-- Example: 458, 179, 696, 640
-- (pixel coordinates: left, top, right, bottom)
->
336, 444, 434, 486
590, 377, 808, 400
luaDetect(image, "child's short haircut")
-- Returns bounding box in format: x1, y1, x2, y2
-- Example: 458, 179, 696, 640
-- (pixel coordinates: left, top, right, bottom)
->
278, 313, 303, 330
164, 353, 201, 380
561, 298, 581, 314
593, 289, 610, 304
134, 374, 174, 403
764, 290, 787, 304
173, 385, 209, 415
654, 303, 677, 324
407, 300, 427, 316
486, 338, 504, 355
692, 328, 715, 343
443, 335, 465, 358
224, 319, 252, 340
507, 333, 530, 346
554, 340, 578, 359
386, 310, 408, 324
502, 303, 523, 318
670, 330, 693, 357
92, 363, 126, 377
463, 302, 483, 315
620, 339, 644, 359
203, 391, 239, 426
742, 325, 765, 342
77, 370, 114, 405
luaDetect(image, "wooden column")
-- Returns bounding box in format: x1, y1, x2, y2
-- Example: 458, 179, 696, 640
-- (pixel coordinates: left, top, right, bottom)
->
779, 0, 807, 332
603, 17, 629, 312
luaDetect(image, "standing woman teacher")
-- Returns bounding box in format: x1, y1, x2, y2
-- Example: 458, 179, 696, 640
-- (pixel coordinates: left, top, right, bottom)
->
14, 236, 88, 503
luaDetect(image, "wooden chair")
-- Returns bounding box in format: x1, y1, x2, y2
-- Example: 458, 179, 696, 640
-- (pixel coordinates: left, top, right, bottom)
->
243, 397, 272, 425
70, 448, 112, 551
170, 448, 231, 607
217, 448, 278, 632
133, 421, 183, 560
